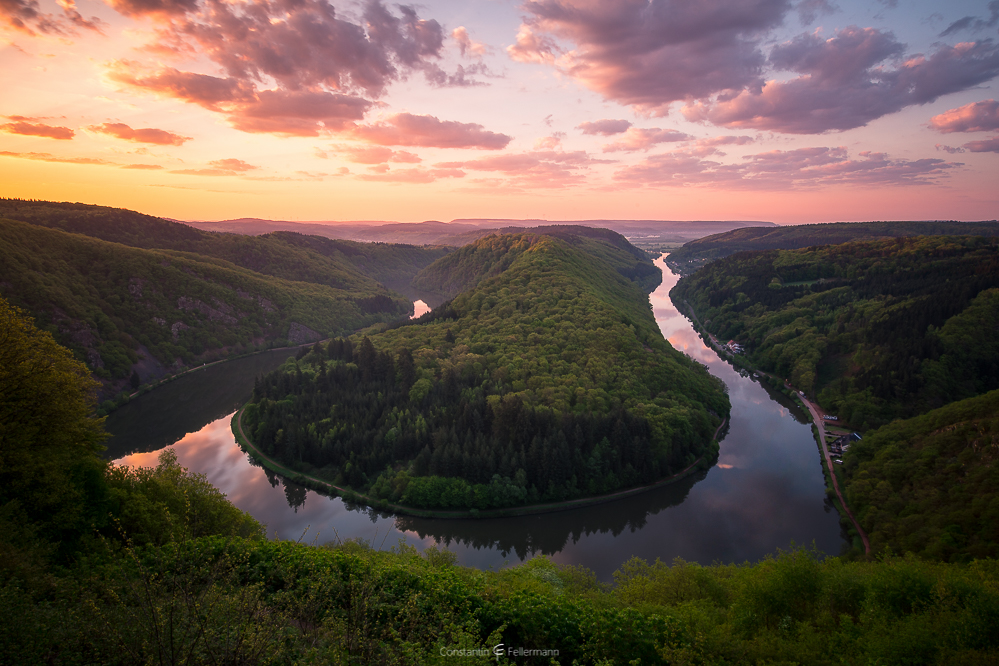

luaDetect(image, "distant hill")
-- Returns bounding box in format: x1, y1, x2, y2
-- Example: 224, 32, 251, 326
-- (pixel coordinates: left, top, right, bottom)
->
666, 220, 999, 275
0, 219, 411, 402
185, 217, 776, 247
0, 199, 448, 298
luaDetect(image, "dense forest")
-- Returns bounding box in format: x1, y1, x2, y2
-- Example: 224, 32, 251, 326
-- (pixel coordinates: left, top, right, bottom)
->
242, 232, 729, 511
671, 233, 999, 565
0, 219, 408, 400
671, 235, 999, 429
0, 198, 454, 400
843, 389, 999, 563
666, 220, 999, 275
4, 295, 999, 665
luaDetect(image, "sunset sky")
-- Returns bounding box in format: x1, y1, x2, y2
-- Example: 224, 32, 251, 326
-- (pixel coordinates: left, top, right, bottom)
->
2, 0, 997, 223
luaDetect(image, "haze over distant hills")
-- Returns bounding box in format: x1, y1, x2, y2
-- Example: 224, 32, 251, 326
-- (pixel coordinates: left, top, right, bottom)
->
185, 218, 776, 246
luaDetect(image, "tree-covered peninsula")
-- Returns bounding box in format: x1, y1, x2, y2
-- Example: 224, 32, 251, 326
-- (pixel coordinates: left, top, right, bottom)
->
242, 231, 729, 512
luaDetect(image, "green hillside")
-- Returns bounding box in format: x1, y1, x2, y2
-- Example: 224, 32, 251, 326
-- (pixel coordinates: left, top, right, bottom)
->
844, 389, 999, 562
242, 232, 728, 511
671, 235, 999, 429
0, 198, 448, 302
0, 219, 410, 399
5, 297, 999, 665
666, 220, 999, 275
412, 225, 661, 301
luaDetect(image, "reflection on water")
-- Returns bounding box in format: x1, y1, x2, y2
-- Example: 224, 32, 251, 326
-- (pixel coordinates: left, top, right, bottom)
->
111, 256, 845, 579
411, 299, 431, 319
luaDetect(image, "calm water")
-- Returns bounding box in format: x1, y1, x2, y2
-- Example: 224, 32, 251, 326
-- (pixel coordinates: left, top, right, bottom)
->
108, 256, 844, 578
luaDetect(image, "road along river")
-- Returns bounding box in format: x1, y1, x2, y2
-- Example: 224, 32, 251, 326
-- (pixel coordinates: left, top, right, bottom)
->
107, 254, 844, 580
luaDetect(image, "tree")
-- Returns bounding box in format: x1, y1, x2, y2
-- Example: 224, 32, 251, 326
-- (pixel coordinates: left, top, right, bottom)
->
0, 297, 109, 553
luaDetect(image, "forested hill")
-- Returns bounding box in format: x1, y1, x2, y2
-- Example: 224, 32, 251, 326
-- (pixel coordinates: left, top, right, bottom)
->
0, 219, 412, 404
411, 226, 660, 302
666, 220, 999, 275
671, 235, 999, 430
0, 198, 451, 298
6, 294, 999, 664
242, 232, 729, 512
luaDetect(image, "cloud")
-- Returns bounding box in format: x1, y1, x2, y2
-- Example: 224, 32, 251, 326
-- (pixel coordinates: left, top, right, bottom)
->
0, 116, 74, 140
0, 150, 111, 165
930, 99, 999, 133
601, 127, 691, 152
121, 163, 165, 169
350, 113, 512, 149
88, 122, 191, 145
510, 0, 788, 114
796, 0, 837, 25
1, 0, 103, 35
935, 144, 965, 154
331, 145, 422, 164
697, 135, 755, 147
577, 119, 632, 136
105, 0, 484, 137
939, 2, 999, 37
438, 149, 609, 188
356, 166, 464, 183
964, 136, 999, 153
110, 65, 372, 137
453, 26, 487, 58
170, 158, 259, 176
683, 27, 999, 133
613, 145, 959, 188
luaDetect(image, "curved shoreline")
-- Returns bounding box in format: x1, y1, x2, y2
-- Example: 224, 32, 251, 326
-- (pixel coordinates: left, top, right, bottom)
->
231, 405, 726, 520
679, 297, 871, 556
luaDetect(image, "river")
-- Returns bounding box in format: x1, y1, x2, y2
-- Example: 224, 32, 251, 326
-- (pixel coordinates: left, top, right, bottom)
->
107, 255, 844, 579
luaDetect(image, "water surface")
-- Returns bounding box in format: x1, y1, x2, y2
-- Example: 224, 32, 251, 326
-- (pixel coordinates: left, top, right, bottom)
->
109, 256, 844, 578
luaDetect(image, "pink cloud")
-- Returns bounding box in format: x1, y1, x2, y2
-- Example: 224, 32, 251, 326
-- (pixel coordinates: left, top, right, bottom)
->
170, 158, 259, 176
0, 116, 74, 140
601, 127, 691, 152
104, 0, 484, 138
613, 145, 959, 188
332, 145, 422, 164
356, 166, 465, 183
0, 150, 112, 165
684, 28, 999, 133
697, 135, 755, 147
88, 122, 191, 145
577, 119, 632, 135
930, 99, 999, 133
511, 0, 786, 114
437, 149, 608, 188
453, 26, 487, 58
121, 163, 165, 169
1, 0, 103, 35
963, 136, 999, 153
350, 113, 511, 149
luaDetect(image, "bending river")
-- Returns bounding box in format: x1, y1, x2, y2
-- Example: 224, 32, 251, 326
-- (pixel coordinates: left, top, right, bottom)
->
107, 255, 844, 579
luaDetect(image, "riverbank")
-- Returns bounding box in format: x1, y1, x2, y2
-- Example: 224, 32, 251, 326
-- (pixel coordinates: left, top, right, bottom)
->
677, 296, 871, 557
231, 405, 726, 520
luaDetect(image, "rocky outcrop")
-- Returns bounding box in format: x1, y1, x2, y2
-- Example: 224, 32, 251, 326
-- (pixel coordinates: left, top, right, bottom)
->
287, 322, 321, 344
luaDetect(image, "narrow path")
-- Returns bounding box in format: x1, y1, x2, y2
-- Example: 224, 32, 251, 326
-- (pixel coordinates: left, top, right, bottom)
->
233, 407, 726, 520
799, 396, 871, 556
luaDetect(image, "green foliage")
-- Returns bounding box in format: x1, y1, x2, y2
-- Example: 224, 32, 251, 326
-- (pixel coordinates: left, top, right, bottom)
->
0, 218, 409, 384
844, 390, 999, 561
667, 219, 999, 274
245, 232, 728, 510
105, 449, 264, 547
0, 297, 108, 552
672, 235, 999, 428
